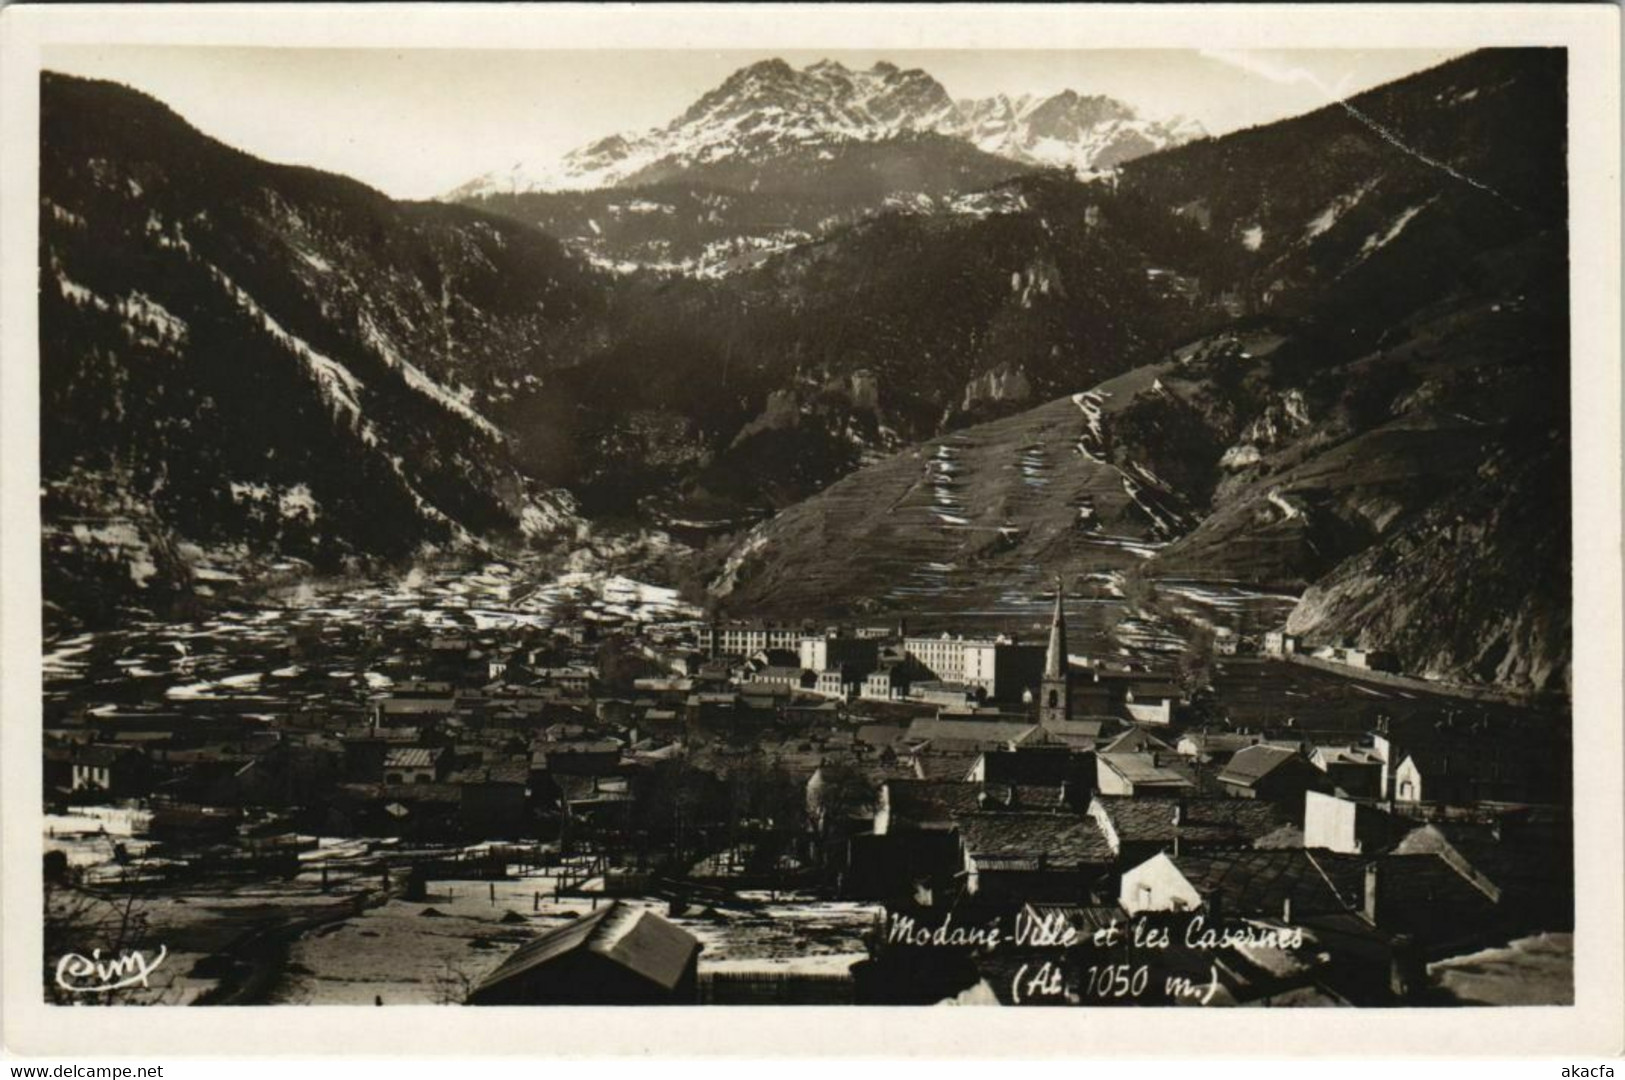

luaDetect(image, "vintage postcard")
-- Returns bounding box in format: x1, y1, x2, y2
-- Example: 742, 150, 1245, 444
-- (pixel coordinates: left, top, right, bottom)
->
1, 1, 1620, 1060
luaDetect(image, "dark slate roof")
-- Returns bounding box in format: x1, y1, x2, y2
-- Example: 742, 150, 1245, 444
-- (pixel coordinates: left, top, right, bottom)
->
1165, 850, 1367, 917
978, 748, 1085, 786
911, 750, 984, 781
473, 902, 699, 996
1035, 718, 1108, 739
1253, 823, 1307, 850
958, 812, 1114, 869
1092, 796, 1288, 847
1217, 745, 1304, 786
905, 718, 1037, 749
374, 782, 462, 804
884, 779, 982, 827
451, 762, 529, 786
1392, 819, 1572, 899
1361, 853, 1500, 944
856, 723, 906, 747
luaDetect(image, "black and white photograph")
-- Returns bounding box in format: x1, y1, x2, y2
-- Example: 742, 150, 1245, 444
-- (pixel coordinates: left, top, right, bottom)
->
2, 1, 1621, 1059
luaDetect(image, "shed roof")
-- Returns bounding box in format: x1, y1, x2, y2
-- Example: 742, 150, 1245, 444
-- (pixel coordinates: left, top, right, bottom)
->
1217, 744, 1305, 786
472, 902, 699, 997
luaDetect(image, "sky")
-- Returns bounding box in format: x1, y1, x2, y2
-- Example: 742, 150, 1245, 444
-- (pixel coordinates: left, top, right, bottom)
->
43, 46, 1469, 200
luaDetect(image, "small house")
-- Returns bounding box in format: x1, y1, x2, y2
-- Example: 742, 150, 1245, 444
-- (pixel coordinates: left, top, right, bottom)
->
1123, 682, 1178, 726
957, 812, 1114, 903
1095, 752, 1196, 798
1263, 630, 1299, 658
1216, 745, 1324, 803
467, 902, 700, 1005
382, 746, 447, 786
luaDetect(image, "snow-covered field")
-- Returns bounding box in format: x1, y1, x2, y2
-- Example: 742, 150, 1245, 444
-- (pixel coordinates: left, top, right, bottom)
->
282, 873, 878, 1005
1429, 933, 1573, 1005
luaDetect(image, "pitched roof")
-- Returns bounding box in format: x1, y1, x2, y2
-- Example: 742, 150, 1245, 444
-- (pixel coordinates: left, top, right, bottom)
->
1313, 745, 1384, 766
472, 903, 699, 997
856, 723, 906, 747
382, 747, 442, 769
1161, 849, 1366, 918
958, 812, 1114, 869
1036, 718, 1108, 739
1091, 796, 1288, 848
904, 718, 1037, 749
911, 750, 985, 781
1100, 727, 1174, 755
978, 747, 1086, 786
450, 762, 529, 786
1098, 752, 1196, 789
1180, 731, 1265, 755
1360, 853, 1501, 945
883, 779, 982, 827
1217, 744, 1305, 786
1392, 818, 1572, 900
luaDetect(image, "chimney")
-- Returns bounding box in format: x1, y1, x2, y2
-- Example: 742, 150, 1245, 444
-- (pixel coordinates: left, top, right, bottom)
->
1363, 862, 1382, 924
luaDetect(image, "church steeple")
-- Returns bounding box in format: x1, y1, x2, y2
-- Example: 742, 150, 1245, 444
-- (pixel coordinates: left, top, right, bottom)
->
1040, 578, 1070, 729
1045, 581, 1067, 679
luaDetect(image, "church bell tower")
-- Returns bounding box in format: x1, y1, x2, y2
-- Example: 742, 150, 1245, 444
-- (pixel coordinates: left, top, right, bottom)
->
1040, 579, 1070, 729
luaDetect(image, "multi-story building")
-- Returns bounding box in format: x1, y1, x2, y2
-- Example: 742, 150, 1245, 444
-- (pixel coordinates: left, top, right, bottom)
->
904, 632, 970, 683
963, 639, 1046, 701
699, 623, 804, 658
860, 664, 909, 702
798, 634, 880, 674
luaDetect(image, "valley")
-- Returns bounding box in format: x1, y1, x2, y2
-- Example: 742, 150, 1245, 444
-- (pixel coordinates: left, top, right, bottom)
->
32, 43, 1580, 1013
39, 49, 1570, 693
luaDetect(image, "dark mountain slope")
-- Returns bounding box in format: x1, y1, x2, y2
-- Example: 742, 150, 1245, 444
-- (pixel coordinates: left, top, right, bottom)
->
705, 49, 1571, 692
460, 137, 1034, 274
39, 72, 607, 626
510, 173, 1222, 526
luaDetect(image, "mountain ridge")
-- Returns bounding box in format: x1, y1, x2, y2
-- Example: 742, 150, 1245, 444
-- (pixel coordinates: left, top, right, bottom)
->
449, 57, 1204, 198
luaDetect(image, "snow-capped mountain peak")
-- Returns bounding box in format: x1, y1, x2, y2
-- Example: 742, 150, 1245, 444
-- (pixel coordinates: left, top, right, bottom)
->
448, 58, 1205, 197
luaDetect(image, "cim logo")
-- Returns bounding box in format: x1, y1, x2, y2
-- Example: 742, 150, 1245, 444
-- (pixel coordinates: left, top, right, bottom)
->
54, 945, 167, 995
